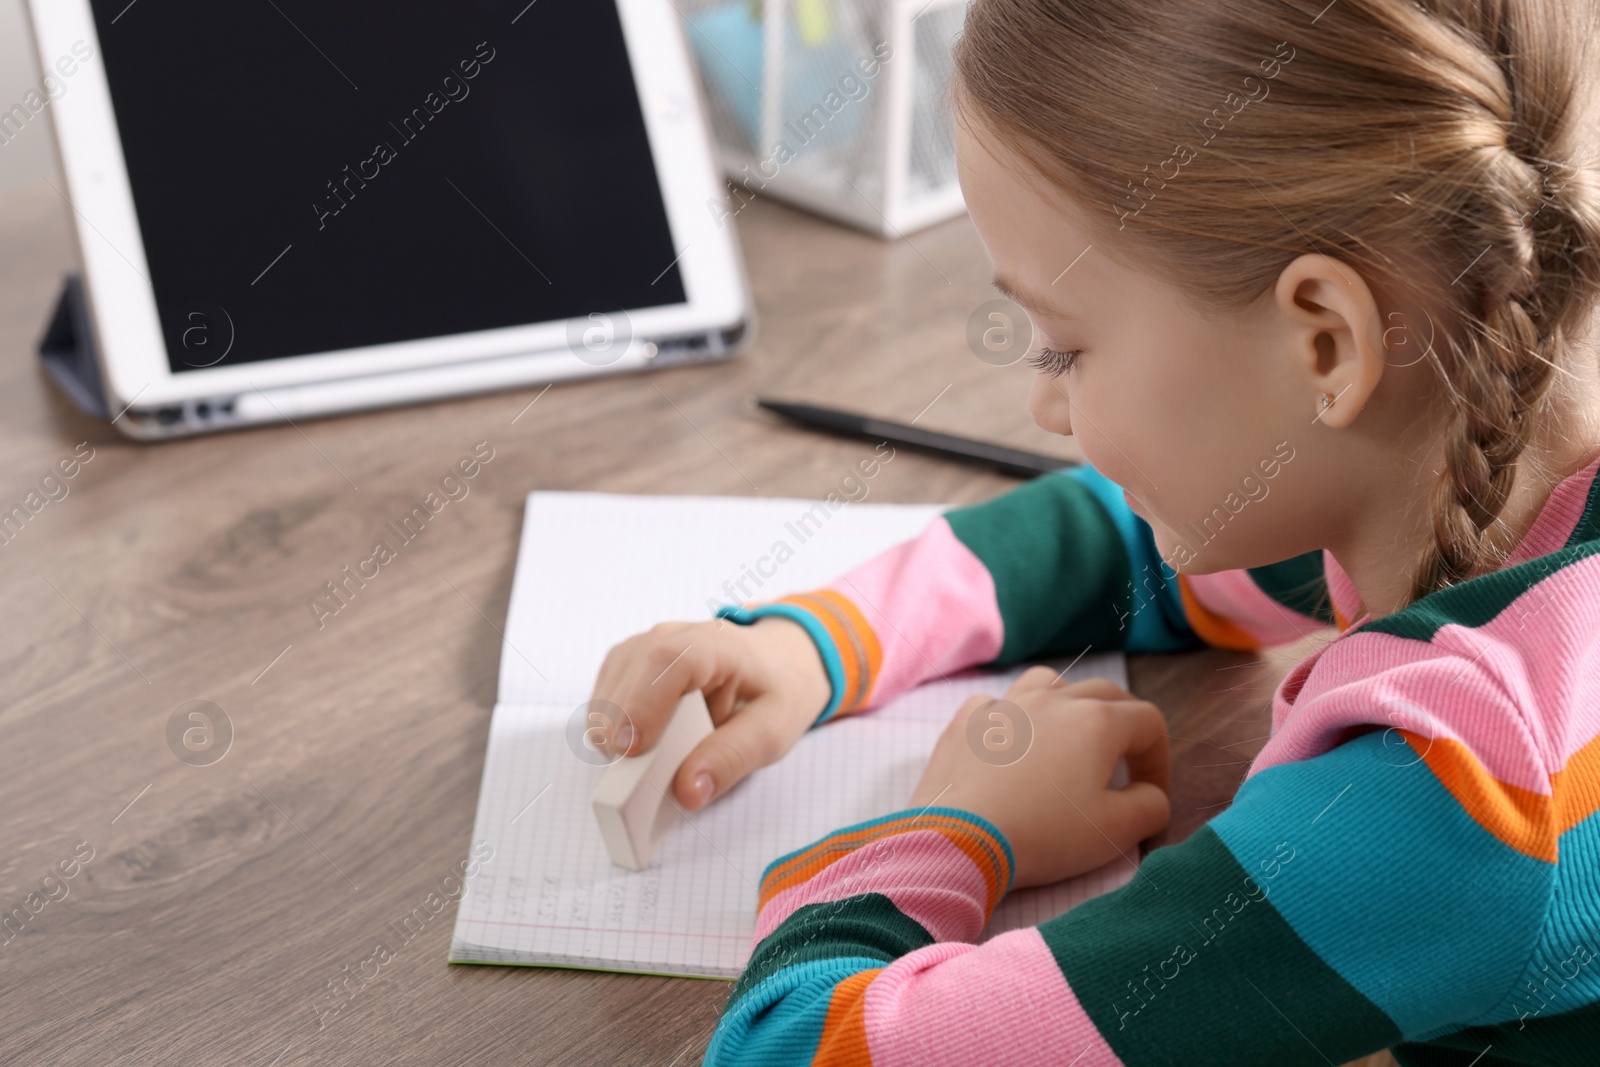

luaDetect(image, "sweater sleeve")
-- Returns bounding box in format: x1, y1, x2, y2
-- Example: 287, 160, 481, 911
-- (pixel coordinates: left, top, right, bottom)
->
702, 715, 1555, 1066
714, 464, 1344, 723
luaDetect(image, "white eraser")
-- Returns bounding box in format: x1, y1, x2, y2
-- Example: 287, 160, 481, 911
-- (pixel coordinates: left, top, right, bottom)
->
591, 689, 715, 870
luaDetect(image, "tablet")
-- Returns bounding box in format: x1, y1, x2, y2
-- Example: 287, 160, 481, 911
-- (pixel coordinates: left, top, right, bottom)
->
29, 0, 753, 438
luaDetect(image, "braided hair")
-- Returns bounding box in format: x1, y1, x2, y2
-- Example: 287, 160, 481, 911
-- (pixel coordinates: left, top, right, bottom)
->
1406, 1, 1600, 598
953, 0, 1600, 607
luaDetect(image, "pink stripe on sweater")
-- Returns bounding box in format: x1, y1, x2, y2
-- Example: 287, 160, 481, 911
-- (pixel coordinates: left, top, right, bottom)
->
1181, 567, 1331, 647
753, 830, 993, 945
1256, 453, 1600, 782
1253, 626, 1548, 793
1256, 551, 1600, 788
862, 929, 1126, 1067
1446, 554, 1600, 773
1505, 452, 1600, 567
825, 515, 1005, 711
1323, 550, 1364, 626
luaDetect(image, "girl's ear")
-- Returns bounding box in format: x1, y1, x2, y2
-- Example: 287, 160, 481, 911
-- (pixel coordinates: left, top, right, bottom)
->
1271, 254, 1386, 429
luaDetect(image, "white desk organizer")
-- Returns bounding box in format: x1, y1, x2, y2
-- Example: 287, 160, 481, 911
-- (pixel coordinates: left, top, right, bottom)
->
682, 0, 970, 237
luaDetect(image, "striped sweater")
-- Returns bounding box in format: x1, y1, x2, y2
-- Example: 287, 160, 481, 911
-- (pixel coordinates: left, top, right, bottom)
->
705, 457, 1600, 1066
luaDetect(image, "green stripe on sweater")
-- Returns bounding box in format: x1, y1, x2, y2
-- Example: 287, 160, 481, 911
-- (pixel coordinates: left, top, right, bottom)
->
729, 893, 933, 1009
1365, 465, 1600, 644
1393, 994, 1600, 1065
1361, 541, 1600, 643
1247, 550, 1335, 625
1040, 825, 1400, 1063
943, 474, 1135, 662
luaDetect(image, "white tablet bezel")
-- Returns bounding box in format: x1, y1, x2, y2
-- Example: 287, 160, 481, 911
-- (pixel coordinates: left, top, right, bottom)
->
30, 0, 749, 411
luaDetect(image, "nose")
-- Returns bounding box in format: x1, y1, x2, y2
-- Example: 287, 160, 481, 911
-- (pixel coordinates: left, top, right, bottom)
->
1027, 373, 1074, 436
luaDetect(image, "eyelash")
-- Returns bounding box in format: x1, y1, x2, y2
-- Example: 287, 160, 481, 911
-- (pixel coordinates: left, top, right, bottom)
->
1027, 345, 1081, 377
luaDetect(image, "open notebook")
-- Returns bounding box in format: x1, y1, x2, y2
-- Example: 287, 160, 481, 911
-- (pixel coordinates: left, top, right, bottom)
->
448, 491, 1138, 979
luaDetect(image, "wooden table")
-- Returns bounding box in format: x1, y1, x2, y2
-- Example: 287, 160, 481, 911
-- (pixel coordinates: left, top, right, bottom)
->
0, 177, 1384, 1066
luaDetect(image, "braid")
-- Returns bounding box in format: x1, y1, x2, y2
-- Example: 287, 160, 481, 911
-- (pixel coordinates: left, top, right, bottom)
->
1411, 268, 1553, 597
952, 0, 1600, 608
1406, 0, 1600, 602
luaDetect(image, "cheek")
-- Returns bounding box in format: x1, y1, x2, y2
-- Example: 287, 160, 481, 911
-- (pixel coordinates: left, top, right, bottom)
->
1133, 381, 1297, 571
1067, 358, 1169, 495
1067, 340, 1203, 527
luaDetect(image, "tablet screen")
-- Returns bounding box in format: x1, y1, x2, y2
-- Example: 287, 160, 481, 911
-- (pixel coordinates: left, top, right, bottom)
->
89, 0, 687, 372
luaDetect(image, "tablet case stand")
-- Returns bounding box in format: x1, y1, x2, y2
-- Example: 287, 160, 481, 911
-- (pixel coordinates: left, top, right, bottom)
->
34, 270, 752, 430
37, 273, 109, 419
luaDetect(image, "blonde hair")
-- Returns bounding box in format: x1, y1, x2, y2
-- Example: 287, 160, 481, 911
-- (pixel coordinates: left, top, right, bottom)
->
953, 0, 1600, 605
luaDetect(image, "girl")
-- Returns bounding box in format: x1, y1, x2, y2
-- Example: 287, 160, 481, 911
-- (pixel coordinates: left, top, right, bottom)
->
589, 0, 1600, 1061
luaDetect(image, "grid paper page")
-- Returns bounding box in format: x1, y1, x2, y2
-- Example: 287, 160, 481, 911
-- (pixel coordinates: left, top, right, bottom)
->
450, 491, 1139, 978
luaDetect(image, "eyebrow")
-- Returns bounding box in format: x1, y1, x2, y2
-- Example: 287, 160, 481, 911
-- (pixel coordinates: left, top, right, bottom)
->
990, 274, 1071, 318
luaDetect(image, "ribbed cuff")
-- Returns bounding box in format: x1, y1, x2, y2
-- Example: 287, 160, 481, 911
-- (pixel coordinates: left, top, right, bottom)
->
757, 805, 1017, 919
714, 601, 844, 724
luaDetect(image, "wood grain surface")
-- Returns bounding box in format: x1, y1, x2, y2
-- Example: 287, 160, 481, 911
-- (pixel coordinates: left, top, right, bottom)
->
0, 177, 1391, 1066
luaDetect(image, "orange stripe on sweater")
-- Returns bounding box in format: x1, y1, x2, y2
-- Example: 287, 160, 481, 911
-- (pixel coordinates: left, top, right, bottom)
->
1401, 729, 1558, 863
1176, 575, 1262, 651
1553, 731, 1600, 838
759, 818, 1008, 913
806, 590, 884, 713
814, 968, 880, 1066
760, 813, 1009, 899
759, 816, 1010, 914
781, 592, 870, 714
1398, 729, 1600, 864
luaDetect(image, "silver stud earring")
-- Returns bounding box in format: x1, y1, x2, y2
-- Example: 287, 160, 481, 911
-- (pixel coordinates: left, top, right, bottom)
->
1317, 392, 1334, 413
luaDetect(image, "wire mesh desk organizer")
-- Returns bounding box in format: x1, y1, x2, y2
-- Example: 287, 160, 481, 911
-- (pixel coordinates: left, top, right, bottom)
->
683, 0, 970, 236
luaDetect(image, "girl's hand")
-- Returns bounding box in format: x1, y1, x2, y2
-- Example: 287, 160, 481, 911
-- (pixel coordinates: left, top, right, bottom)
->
908, 667, 1171, 889
587, 616, 833, 811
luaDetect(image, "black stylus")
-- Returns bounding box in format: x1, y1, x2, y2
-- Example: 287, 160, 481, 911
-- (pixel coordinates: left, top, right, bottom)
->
756, 399, 1078, 479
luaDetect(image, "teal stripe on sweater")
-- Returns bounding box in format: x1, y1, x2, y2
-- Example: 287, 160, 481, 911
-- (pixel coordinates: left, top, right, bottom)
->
1392, 991, 1600, 1064
1064, 463, 1199, 653
1210, 730, 1553, 1037
729, 893, 934, 1009
943, 468, 1203, 662
1039, 822, 1400, 1063
1496, 809, 1600, 1025
715, 602, 847, 724
706, 955, 885, 1065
